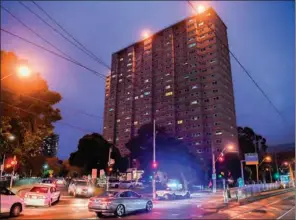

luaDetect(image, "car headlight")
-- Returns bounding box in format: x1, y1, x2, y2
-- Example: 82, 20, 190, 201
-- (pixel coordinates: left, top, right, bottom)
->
77, 188, 82, 193
88, 187, 94, 193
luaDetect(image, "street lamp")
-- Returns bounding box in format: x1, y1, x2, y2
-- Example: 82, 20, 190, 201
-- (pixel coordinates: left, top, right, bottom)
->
259, 156, 272, 167
282, 161, 295, 186
197, 5, 206, 14
43, 164, 48, 169
1, 65, 31, 81
8, 134, 16, 141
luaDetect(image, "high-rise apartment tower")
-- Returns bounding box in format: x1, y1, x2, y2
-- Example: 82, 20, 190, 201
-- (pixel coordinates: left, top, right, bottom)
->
103, 7, 238, 159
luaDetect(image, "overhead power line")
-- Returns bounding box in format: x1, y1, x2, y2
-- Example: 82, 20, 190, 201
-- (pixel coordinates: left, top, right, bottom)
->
1, 28, 106, 80
187, 1, 287, 124
1, 101, 96, 133
30, 1, 111, 70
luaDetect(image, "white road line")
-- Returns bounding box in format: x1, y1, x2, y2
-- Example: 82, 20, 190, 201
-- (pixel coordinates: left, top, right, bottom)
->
171, 213, 179, 216
277, 207, 295, 219
230, 194, 295, 219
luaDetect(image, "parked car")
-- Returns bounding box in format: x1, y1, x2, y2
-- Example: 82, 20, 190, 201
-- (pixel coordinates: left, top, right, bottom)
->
40, 178, 57, 188
68, 180, 94, 197
109, 179, 120, 188
0, 187, 24, 217
24, 184, 60, 207
88, 190, 153, 217
56, 178, 66, 186
156, 187, 190, 200
119, 180, 143, 189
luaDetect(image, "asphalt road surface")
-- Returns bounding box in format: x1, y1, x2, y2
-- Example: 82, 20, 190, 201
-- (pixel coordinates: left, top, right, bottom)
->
4, 187, 295, 219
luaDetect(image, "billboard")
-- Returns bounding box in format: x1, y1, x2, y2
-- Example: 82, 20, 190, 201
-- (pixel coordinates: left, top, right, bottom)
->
245, 153, 259, 165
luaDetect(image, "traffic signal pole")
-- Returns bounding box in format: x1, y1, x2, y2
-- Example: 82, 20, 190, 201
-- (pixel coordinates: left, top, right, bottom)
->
212, 149, 216, 193
152, 120, 156, 200
106, 147, 112, 192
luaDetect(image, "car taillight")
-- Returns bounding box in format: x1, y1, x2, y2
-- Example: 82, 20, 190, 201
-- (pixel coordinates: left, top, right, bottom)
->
25, 194, 29, 198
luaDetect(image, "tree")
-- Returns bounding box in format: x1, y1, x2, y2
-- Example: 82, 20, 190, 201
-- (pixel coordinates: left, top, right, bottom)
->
69, 133, 128, 175
0, 51, 62, 175
125, 123, 205, 189
237, 126, 269, 181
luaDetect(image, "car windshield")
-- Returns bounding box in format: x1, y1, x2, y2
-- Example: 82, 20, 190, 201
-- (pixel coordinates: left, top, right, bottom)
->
42, 180, 53, 183
76, 181, 88, 186
100, 191, 118, 197
30, 187, 49, 193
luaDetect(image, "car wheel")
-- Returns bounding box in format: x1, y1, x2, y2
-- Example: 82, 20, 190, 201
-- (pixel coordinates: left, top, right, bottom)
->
96, 212, 104, 218
73, 191, 77, 197
115, 184, 119, 188
146, 201, 153, 212
185, 192, 190, 199
48, 199, 52, 207
57, 195, 60, 202
10, 204, 22, 217
164, 194, 171, 200
115, 204, 125, 217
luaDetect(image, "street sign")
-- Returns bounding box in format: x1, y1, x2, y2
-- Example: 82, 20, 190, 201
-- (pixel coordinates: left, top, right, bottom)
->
212, 173, 216, 180
238, 178, 244, 187
91, 169, 97, 179
245, 153, 258, 165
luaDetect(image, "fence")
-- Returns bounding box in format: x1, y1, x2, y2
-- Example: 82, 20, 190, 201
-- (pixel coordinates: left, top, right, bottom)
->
234, 182, 287, 201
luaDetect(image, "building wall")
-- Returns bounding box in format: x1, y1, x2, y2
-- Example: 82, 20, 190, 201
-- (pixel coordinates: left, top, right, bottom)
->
103, 7, 238, 158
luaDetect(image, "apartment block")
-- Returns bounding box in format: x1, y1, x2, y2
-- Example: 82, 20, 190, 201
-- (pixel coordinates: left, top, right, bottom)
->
103, 7, 238, 159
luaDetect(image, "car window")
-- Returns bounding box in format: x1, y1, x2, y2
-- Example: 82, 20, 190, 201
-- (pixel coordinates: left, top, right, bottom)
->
30, 187, 49, 193
75, 181, 88, 186
50, 187, 56, 193
0, 187, 14, 195
128, 191, 140, 198
119, 191, 130, 198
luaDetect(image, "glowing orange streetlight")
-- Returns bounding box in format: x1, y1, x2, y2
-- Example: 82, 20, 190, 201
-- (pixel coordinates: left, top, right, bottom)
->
197, 5, 206, 14
1, 65, 31, 81
17, 65, 31, 77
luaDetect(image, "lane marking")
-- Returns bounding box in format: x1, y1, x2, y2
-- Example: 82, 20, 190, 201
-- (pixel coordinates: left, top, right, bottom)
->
230, 193, 295, 219
277, 207, 295, 219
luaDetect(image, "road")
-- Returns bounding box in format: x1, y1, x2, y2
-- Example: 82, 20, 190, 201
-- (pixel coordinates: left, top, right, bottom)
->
4, 187, 295, 219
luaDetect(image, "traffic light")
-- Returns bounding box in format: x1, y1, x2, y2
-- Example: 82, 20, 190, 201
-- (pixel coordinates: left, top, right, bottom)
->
274, 172, 280, 179
218, 172, 224, 179
152, 161, 158, 169
218, 156, 224, 162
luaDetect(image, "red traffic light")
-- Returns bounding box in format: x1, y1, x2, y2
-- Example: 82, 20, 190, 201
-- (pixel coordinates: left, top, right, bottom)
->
108, 167, 113, 172
218, 157, 224, 162
152, 161, 158, 169
11, 160, 17, 166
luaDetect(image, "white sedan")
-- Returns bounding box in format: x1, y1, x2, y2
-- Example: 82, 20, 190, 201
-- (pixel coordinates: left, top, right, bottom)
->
24, 184, 60, 207
0, 187, 24, 217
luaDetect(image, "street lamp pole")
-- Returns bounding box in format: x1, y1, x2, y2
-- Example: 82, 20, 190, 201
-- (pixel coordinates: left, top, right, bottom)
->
212, 147, 216, 193
152, 119, 156, 199
240, 160, 245, 185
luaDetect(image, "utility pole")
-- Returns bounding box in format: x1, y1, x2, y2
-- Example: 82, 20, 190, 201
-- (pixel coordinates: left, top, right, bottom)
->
274, 152, 279, 180
152, 119, 156, 199
212, 146, 216, 193
106, 146, 112, 191
240, 160, 245, 186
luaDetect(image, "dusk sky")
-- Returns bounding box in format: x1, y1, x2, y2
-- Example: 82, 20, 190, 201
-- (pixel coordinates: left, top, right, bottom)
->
1, 1, 295, 159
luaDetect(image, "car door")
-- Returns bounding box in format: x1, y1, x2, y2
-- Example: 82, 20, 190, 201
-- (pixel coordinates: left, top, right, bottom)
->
50, 187, 57, 202
118, 191, 133, 212
0, 187, 10, 213
53, 187, 60, 202
128, 191, 142, 210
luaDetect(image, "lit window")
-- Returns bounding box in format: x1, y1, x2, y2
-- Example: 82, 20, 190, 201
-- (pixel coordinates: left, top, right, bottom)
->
177, 120, 183, 124
195, 142, 201, 145
144, 79, 149, 83
210, 60, 216, 63
193, 117, 198, 120
188, 43, 196, 48
109, 108, 114, 112
112, 75, 116, 78
165, 91, 173, 96
165, 85, 171, 89
191, 101, 198, 105
140, 95, 143, 98
199, 22, 204, 26
207, 13, 211, 16
134, 121, 138, 125
125, 129, 130, 132
215, 131, 222, 135
128, 52, 132, 56
188, 19, 194, 23
144, 92, 150, 96
120, 58, 123, 61
135, 96, 138, 100
119, 79, 123, 82
117, 119, 120, 122
192, 85, 198, 89
125, 116, 131, 120
178, 137, 183, 140
127, 63, 132, 67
